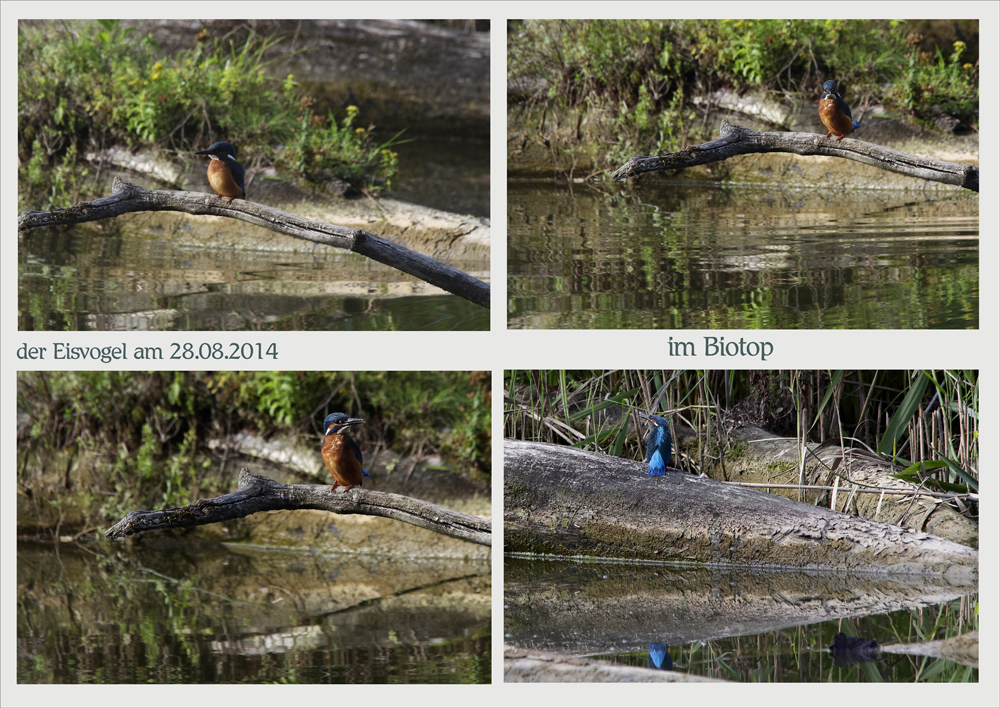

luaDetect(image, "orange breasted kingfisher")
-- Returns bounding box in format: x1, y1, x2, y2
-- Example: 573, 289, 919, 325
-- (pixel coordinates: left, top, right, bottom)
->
638, 411, 671, 477
195, 141, 246, 202
818, 80, 861, 141
321, 412, 371, 492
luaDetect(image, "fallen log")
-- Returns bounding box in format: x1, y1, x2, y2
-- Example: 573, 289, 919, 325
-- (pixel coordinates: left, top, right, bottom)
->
611, 120, 979, 192
721, 425, 978, 548
107, 467, 491, 546
504, 439, 977, 578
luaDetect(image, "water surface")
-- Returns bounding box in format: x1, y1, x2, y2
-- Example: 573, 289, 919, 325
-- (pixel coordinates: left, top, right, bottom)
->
505, 557, 977, 683
507, 181, 978, 329
18, 541, 490, 684
394, 136, 489, 218
19, 231, 487, 331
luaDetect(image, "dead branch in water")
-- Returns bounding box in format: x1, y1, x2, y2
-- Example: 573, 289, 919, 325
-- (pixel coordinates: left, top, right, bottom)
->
106, 467, 491, 546
611, 120, 978, 192
18, 177, 490, 307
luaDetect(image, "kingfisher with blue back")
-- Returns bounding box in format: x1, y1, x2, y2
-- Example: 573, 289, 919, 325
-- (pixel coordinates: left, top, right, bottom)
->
648, 644, 673, 671
196, 140, 246, 202
637, 411, 672, 477
321, 412, 371, 492
818, 80, 861, 141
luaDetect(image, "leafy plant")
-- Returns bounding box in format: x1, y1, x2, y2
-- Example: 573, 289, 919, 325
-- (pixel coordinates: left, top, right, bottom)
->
507, 20, 979, 169
18, 20, 403, 210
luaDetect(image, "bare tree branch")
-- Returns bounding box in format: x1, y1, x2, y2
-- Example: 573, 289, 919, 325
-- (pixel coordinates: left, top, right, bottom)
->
611, 120, 978, 192
18, 177, 490, 308
105, 467, 491, 546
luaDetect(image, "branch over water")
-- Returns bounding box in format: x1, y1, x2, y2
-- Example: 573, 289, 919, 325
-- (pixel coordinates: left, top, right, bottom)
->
18, 177, 490, 308
106, 467, 492, 546
612, 120, 978, 192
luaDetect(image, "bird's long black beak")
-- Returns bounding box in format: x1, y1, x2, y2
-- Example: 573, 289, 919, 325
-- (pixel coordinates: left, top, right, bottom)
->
326, 417, 365, 435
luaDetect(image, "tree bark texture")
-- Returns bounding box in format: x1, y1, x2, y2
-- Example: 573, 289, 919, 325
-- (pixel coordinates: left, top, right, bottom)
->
722, 425, 978, 548
107, 467, 491, 546
18, 178, 490, 308
503, 440, 977, 578
611, 120, 979, 192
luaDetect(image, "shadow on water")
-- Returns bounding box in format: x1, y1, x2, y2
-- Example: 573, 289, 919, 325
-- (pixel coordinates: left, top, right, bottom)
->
17, 541, 491, 684
393, 136, 489, 219
504, 557, 977, 683
507, 181, 978, 330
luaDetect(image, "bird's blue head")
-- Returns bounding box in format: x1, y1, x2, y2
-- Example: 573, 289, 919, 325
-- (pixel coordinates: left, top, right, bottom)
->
638, 411, 672, 476
196, 141, 238, 160
822, 80, 838, 96
323, 412, 364, 437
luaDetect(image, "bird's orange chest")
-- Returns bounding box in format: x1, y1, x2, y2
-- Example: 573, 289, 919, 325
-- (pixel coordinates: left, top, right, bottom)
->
819, 96, 855, 137
206, 159, 244, 198
322, 434, 362, 485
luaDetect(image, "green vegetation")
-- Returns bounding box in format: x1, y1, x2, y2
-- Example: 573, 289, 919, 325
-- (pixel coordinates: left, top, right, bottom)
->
17, 371, 490, 529
504, 369, 978, 494
18, 20, 404, 211
508, 19, 979, 167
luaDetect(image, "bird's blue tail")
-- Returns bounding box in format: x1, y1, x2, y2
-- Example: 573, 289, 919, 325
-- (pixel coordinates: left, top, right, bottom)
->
852, 120, 861, 129
363, 469, 371, 478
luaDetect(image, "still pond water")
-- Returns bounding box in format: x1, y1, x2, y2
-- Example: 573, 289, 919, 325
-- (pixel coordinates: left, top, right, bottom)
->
17, 541, 490, 684
508, 181, 978, 329
505, 557, 977, 683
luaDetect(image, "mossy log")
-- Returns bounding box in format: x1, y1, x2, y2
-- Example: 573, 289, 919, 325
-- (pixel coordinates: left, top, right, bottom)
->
720, 425, 978, 548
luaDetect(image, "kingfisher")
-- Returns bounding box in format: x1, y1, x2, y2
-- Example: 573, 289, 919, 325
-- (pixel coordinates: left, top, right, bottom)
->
818, 80, 861, 141
195, 140, 246, 202
637, 411, 671, 477
648, 644, 673, 671
320, 412, 371, 492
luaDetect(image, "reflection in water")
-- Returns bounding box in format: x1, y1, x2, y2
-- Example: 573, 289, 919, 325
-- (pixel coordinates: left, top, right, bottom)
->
507, 182, 978, 329
19, 231, 488, 331
830, 633, 881, 667
17, 542, 490, 684
505, 557, 977, 683
647, 644, 673, 671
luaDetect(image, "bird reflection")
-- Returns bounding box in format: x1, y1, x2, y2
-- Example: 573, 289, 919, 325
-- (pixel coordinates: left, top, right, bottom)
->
647, 643, 673, 671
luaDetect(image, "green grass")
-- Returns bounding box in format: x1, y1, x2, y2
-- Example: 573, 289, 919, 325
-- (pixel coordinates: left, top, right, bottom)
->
504, 369, 978, 493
